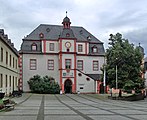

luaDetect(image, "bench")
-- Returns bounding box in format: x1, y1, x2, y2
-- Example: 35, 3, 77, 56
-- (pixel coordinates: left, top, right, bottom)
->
12, 90, 22, 97
3, 99, 15, 110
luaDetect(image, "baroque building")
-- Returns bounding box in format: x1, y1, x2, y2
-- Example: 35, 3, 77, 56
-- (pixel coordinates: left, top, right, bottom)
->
20, 15, 105, 93
0, 29, 19, 95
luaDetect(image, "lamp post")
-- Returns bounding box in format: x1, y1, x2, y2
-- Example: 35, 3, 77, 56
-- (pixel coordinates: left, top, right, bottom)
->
103, 57, 106, 94
115, 57, 118, 94
116, 65, 118, 90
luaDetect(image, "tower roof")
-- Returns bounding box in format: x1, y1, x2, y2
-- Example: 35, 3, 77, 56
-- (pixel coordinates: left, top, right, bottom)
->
63, 16, 70, 23
62, 11, 71, 24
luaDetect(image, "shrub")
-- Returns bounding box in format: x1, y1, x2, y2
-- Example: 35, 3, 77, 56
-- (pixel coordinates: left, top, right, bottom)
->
28, 75, 60, 94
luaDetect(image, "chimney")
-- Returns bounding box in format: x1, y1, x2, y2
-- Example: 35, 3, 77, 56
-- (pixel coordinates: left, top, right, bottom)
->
0, 29, 4, 36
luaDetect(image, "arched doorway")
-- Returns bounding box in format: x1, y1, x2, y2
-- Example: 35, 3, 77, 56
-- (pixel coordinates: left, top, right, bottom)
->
64, 79, 72, 93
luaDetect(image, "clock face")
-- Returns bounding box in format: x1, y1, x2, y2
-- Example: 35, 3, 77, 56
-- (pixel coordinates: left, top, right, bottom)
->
65, 42, 71, 48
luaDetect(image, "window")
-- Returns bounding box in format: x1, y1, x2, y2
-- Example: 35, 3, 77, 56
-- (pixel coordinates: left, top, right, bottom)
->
48, 60, 54, 70
13, 57, 14, 68
30, 59, 37, 70
16, 59, 17, 69
5, 75, 7, 87
15, 77, 17, 86
77, 60, 83, 70
31, 43, 37, 51
39, 33, 44, 38
66, 33, 70, 37
78, 44, 83, 52
0, 74, 3, 88
1, 47, 3, 62
10, 55, 11, 67
9, 76, 11, 87
49, 43, 54, 51
13, 76, 14, 90
92, 46, 98, 53
93, 61, 99, 71
65, 59, 71, 69
6, 51, 8, 65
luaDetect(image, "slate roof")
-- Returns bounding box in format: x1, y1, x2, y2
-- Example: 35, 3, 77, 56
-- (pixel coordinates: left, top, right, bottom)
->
24, 24, 103, 43
0, 29, 19, 56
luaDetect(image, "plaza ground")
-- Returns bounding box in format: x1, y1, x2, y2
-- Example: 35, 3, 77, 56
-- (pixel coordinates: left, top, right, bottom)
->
0, 93, 147, 120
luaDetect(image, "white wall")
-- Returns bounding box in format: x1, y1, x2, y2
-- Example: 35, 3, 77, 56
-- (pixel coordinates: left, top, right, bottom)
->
22, 54, 59, 91
76, 56, 104, 74
0, 39, 19, 95
76, 42, 89, 54
62, 39, 75, 52
76, 71, 96, 93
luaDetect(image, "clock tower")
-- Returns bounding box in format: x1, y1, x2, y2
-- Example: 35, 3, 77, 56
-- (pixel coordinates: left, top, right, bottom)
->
59, 14, 77, 93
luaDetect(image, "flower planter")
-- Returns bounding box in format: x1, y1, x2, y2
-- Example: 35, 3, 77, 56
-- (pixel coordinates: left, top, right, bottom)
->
108, 93, 144, 101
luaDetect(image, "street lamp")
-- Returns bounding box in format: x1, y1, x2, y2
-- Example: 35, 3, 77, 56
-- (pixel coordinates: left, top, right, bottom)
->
115, 57, 118, 93
116, 65, 118, 90
103, 57, 106, 94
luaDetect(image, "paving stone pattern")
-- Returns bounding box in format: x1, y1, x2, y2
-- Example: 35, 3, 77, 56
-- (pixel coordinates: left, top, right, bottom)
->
0, 93, 147, 120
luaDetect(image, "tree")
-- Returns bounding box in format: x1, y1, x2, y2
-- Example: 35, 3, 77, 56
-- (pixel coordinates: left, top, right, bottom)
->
28, 75, 60, 94
104, 33, 144, 91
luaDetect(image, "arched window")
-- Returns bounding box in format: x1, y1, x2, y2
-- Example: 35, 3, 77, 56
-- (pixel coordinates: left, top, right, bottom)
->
66, 33, 70, 37
92, 46, 98, 53
39, 33, 44, 38
31, 43, 37, 51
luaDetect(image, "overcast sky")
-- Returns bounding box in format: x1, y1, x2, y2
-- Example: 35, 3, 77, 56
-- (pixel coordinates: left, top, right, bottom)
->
0, 0, 147, 56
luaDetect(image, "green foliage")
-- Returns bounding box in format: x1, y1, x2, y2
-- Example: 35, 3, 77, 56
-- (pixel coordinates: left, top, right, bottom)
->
104, 33, 145, 91
28, 75, 60, 94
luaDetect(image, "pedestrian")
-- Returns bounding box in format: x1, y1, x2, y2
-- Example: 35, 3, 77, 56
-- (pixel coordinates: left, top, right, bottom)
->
60, 90, 62, 95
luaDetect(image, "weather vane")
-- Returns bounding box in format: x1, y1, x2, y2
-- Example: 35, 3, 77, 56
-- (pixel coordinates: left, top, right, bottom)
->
139, 43, 140, 46
66, 11, 67, 17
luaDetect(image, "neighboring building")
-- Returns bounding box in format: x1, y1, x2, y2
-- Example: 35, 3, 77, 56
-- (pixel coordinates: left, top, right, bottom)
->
0, 29, 19, 95
20, 15, 105, 93
144, 57, 147, 88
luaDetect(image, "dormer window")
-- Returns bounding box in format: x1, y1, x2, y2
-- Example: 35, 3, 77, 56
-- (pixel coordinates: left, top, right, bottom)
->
66, 33, 70, 37
31, 43, 37, 51
39, 33, 44, 38
79, 30, 83, 34
87, 36, 91, 41
92, 46, 98, 53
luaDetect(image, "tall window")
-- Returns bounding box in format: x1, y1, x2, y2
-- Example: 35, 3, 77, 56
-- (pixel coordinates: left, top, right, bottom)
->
13, 57, 15, 68
77, 60, 83, 70
16, 59, 17, 69
31, 43, 37, 51
6, 51, 8, 65
48, 60, 54, 70
0, 74, 3, 88
1, 47, 3, 62
93, 61, 99, 71
9, 76, 11, 87
92, 47, 98, 53
65, 59, 71, 69
49, 43, 54, 51
5, 75, 7, 87
15, 77, 17, 86
30, 59, 37, 70
13, 76, 14, 90
78, 44, 83, 52
10, 54, 11, 67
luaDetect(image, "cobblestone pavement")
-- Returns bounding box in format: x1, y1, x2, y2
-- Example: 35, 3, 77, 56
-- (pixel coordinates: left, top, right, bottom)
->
0, 93, 147, 120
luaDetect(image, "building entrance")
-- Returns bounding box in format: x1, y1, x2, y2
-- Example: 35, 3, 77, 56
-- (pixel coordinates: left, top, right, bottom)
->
64, 79, 72, 93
